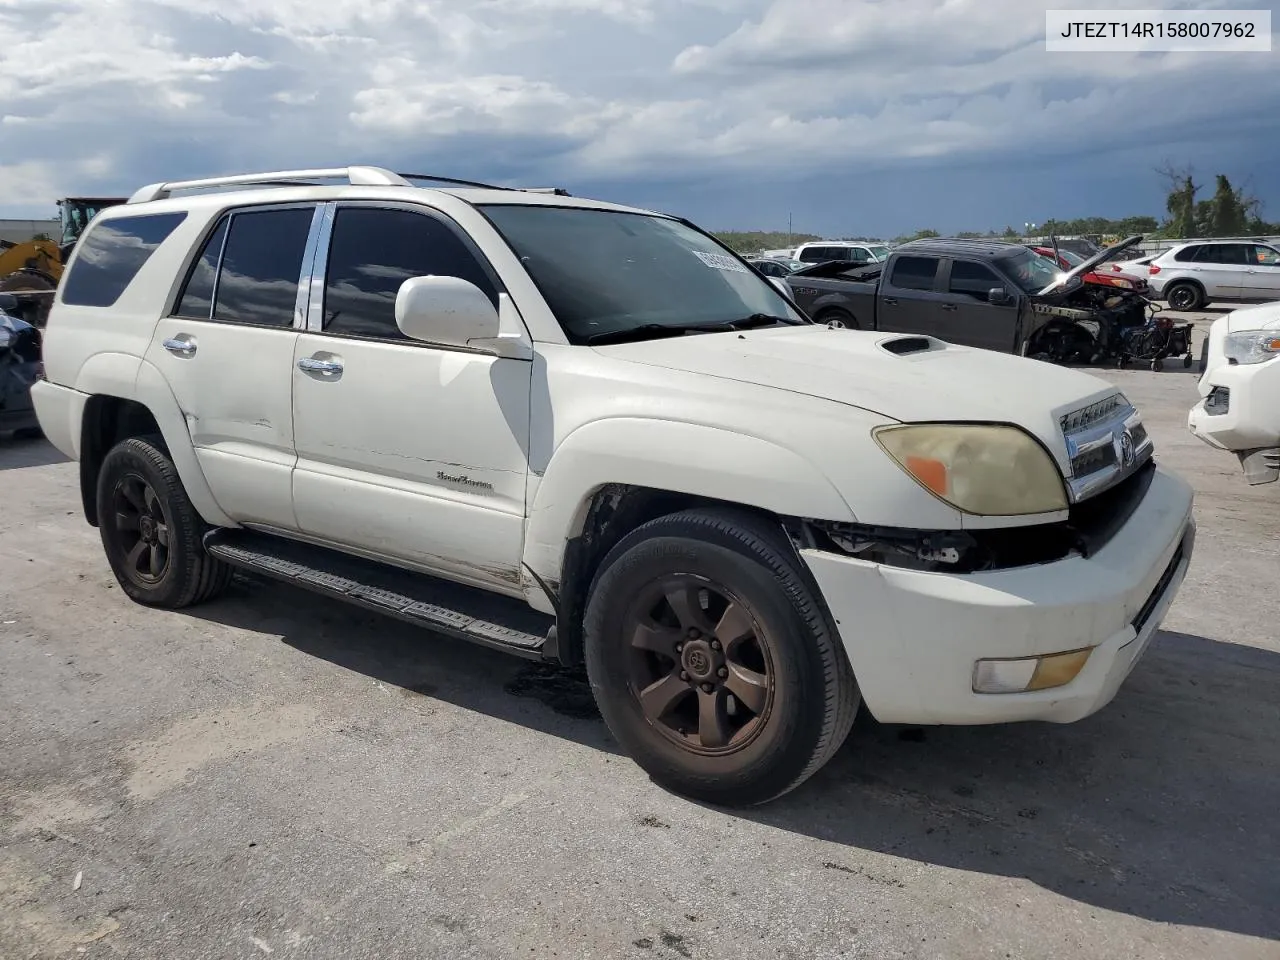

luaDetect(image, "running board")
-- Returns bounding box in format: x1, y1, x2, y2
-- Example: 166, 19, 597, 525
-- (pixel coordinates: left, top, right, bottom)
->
203, 529, 554, 660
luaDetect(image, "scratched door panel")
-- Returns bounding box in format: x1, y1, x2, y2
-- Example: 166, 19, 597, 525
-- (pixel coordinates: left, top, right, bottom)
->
290, 334, 532, 592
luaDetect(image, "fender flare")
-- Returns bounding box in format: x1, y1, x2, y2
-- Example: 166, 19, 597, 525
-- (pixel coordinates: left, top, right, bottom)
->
521, 417, 855, 582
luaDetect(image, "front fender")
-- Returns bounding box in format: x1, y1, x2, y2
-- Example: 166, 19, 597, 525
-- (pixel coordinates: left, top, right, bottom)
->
133, 360, 235, 528
522, 417, 855, 581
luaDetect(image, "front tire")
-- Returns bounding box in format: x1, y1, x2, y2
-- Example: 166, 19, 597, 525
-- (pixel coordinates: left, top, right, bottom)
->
96, 436, 232, 608
583, 508, 859, 806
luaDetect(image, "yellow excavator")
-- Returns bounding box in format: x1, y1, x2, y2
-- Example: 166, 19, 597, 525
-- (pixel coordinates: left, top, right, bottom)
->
0, 197, 126, 324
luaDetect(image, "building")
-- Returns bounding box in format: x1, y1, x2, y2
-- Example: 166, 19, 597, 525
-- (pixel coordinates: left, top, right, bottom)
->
0, 219, 59, 246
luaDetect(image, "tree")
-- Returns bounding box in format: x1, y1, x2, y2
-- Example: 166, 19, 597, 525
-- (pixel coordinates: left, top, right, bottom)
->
1208, 175, 1248, 236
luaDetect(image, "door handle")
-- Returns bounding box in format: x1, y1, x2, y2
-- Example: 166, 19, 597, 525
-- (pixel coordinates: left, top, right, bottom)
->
883, 297, 898, 306
297, 356, 343, 375
941, 303, 958, 311
162, 337, 196, 357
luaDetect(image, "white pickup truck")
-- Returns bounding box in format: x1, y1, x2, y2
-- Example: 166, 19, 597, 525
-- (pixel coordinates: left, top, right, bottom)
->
31, 166, 1195, 805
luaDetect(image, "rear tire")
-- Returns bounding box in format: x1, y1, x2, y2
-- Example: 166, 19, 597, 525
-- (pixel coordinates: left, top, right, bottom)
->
96, 436, 232, 608
1165, 282, 1203, 312
583, 508, 860, 806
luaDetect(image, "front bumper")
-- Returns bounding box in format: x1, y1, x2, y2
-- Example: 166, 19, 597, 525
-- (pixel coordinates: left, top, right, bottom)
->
1187, 357, 1280, 453
801, 465, 1195, 726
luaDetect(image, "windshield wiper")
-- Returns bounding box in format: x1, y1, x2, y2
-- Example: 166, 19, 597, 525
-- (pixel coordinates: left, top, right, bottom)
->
585, 315, 795, 346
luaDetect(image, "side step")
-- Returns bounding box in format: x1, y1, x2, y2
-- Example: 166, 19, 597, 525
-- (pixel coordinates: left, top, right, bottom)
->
204, 529, 555, 660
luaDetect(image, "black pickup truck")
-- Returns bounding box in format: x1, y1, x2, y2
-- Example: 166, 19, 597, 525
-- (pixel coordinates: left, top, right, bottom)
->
783, 236, 1147, 364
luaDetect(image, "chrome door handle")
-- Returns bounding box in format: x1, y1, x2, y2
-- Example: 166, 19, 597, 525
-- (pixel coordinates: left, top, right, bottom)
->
162, 337, 196, 356
297, 356, 343, 375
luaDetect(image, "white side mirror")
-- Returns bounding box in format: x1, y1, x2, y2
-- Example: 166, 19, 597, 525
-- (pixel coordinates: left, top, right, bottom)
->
395, 276, 500, 349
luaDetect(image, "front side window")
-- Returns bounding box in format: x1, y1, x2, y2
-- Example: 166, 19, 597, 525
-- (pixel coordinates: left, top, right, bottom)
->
1251, 244, 1280, 266
479, 205, 802, 343
889, 256, 940, 291
61, 212, 187, 308
212, 207, 315, 327
322, 207, 498, 341
1003, 250, 1062, 294
948, 260, 1001, 299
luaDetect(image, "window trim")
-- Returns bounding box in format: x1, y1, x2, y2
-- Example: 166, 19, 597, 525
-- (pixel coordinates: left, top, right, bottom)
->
168, 201, 321, 330
303, 200, 508, 348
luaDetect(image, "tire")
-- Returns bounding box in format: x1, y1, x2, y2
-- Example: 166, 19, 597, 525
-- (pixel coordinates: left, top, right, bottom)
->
1165, 282, 1203, 312
96, 435, 232, 608
583, 508, 860, 806
1182, 353, 1192, 368
1151, 358, 1165, 372
814, 308, 859, 329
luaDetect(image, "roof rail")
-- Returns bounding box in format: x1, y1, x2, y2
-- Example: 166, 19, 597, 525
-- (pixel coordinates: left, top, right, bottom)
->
126, 166, 411, 204
398, 173, 571, 196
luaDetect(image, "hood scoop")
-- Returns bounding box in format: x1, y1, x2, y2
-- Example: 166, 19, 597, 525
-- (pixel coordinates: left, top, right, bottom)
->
880, 335, 938, 356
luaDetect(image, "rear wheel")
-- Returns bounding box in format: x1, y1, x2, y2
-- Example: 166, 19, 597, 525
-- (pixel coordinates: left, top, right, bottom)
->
96, 436, 232, 608
1165, 282, 1203, 312
584, 508, 859, 806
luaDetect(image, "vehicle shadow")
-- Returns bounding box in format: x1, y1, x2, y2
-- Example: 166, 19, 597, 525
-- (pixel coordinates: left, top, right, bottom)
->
0, 435, 69, 470
188, 580, 1278, 942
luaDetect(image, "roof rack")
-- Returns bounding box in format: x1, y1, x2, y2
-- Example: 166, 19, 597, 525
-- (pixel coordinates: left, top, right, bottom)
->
127, 166, 411, 204
127, 167, 575, 204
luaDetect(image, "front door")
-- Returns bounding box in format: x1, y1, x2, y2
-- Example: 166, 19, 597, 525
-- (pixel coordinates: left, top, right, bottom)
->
289, 203, 531, 593
936, 258, 1020, 353
1244, 244, 1280, 300
146, 204, 318, 529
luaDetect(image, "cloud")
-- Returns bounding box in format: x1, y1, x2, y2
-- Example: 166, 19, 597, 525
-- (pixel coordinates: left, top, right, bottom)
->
0, 0, 1275, 225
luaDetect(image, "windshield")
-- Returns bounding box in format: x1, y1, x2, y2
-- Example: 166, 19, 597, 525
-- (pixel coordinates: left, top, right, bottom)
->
1004, 250, 1064, 294
1056, 248, 1086, 266
480, 205, 803, 343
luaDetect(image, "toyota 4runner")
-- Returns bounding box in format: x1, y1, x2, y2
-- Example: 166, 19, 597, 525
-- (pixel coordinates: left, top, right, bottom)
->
32, 166, 1196, 806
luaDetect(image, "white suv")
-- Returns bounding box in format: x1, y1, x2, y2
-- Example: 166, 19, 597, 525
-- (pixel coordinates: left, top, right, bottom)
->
793, 241, 891, 265
32, 166, 1195, 805
1145, 238, 1280, 311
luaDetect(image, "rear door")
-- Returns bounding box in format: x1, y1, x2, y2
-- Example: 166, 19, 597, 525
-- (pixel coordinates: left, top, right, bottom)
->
936, 258, 1019, 352
147, 204, 318, 529
1243, 244, 1280, 300
877, 254, 946, 337
1190, 243, 1250, 299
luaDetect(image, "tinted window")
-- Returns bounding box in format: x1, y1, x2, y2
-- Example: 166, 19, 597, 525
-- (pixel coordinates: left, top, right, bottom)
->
889, 256, 939, 291
61, 212, 187, 308
322, 208, 498, 340
1194, 244, 1249, 265
948, 260, 1001, 299
173, 217, 228, 319
212, 207, 314, 327
1173, 245, 1202, 262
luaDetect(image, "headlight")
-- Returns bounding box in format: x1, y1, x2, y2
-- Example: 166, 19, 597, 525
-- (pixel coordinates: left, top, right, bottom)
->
1223, 330, 1280, 365
873, 423, 1068, 516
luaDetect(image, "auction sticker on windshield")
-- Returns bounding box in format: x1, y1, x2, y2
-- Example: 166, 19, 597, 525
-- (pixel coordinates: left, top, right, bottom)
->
1046, 9, 1271, 51
694, 251, 751, 273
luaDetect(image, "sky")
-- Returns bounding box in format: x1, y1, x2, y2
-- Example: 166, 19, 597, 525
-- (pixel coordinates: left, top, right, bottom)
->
0, 0, 1276, 238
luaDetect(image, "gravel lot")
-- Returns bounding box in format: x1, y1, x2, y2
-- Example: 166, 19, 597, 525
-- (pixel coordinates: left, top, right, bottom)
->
2, 314, 1277, 960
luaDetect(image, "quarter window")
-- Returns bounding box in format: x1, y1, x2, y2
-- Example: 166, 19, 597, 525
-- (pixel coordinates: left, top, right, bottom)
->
61, 212, 187, 308
173, 217, 228, 319
889, 256, 940, 291
212, 207, 314, 327
322, 207, 498, 341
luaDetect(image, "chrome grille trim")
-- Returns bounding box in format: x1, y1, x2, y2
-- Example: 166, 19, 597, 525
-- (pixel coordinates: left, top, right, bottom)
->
1061, 394, 1154, 502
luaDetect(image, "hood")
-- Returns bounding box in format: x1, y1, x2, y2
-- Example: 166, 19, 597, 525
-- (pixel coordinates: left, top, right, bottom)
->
1224, 300, 1280, 333
593, 326, 1120, 471
1036, 235, 1144, 297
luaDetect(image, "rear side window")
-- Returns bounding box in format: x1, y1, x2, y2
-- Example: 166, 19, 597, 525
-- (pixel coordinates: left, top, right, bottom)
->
322, 207, 498, 341
799, 246, 836, 262
1195, 244, 1249, 265
889, 256, 940, 291
213, 208, 314, 327
61, 212, 187, 308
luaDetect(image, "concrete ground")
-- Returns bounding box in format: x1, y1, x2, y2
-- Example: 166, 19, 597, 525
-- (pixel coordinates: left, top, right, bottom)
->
2, 318, 1277, 960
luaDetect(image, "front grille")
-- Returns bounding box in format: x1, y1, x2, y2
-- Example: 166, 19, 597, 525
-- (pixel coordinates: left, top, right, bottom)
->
1061, 393, 1153, 502
1060, 394, 1125, 435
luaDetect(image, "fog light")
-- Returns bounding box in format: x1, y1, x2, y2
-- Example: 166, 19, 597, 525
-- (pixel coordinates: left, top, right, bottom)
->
972, 648, 1093, 694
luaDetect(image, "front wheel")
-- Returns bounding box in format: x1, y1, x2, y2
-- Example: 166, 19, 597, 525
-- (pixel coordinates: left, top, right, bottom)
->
583, 508, 860, 806
96, 436, 232, 608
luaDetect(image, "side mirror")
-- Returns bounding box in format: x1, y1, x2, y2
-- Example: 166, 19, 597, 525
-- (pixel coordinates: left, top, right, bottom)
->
395, 276, 500, 349
0, 292, 18, 312
987, 286, 1011, 305
768, 276, 791, 297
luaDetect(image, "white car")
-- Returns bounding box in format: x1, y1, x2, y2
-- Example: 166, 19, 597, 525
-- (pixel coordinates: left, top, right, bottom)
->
1145, 239, 1280, 311
793, 241, 892, 265
31, 166, 1195, 805
1188, 302, 1280, 484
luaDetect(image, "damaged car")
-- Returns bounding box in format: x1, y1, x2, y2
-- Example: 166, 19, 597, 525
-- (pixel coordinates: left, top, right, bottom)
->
785, 235, 1177, 366
0, 293, 43, 439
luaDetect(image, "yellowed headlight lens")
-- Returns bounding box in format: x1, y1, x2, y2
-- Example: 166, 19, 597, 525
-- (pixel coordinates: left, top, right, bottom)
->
874, 423, 1068, 516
